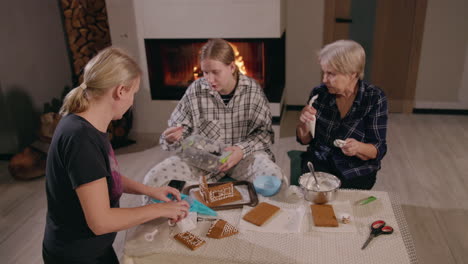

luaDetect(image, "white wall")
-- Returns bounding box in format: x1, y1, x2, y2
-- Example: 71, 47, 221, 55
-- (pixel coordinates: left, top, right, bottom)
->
285, 0, 324, 106
414, 0, 468, 109
137, 0, 284, 39
107, 0, 468, 138
107, 0, 286, 135
0, 0, 72, 152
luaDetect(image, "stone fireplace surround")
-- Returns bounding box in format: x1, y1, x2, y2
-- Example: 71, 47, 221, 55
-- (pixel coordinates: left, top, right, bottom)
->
106, 0, 286, 135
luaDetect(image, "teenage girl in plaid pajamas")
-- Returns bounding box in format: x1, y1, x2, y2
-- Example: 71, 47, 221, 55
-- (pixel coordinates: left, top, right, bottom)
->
143, 39, 285, 196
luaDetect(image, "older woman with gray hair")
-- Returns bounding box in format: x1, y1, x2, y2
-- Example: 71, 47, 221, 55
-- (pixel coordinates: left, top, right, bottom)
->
296, 40, 388, 190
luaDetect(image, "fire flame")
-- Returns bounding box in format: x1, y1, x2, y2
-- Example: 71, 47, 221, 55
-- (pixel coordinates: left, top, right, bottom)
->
193, 66, 201, 80
229, 43, 247, 75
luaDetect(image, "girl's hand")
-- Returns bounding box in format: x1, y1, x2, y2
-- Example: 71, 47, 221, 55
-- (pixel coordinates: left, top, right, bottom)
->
218, 146, 243, 172
147, 186, 182, 202
163, 126, 184, 144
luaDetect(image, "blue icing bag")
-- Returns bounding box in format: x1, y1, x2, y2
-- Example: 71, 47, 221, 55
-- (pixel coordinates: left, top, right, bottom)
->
151, 193, 217, 217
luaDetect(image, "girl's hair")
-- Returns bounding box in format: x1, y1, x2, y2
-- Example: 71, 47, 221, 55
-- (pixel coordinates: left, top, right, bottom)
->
199, 38, 239, 78
60, 47, 142, 116
318, 40, 366, 80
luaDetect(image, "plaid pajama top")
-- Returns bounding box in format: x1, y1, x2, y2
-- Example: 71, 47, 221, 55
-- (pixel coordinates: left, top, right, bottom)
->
161, 74, 275, 161
300, 80, 388, 179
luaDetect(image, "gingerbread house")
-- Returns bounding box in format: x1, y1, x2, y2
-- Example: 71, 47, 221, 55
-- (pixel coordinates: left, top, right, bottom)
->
197, 175, 242, 207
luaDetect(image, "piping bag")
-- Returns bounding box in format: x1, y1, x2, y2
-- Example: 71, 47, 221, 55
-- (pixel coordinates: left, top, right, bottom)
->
308, 95, 319, 138
151, 193, 217, 217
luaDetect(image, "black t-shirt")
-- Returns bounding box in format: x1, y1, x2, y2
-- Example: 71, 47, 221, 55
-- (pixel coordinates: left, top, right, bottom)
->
43, 114, 123, 259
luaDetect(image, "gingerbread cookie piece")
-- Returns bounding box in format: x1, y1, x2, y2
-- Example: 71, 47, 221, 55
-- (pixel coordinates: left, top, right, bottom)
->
206, 219, 239, 239
311, 204, 339, 227
198, 175, 242, 207
242, 202, 280, 226
174, 231, 206, 250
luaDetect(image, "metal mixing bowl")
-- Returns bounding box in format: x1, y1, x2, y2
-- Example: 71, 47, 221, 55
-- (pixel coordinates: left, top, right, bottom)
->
299, 172, 341, 204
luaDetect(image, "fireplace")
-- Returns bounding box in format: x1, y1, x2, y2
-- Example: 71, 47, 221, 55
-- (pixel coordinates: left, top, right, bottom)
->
145, 35, 285, 103
105, 0, 286, 133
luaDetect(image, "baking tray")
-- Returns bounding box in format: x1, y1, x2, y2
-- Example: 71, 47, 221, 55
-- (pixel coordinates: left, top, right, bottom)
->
182, 180, 258, 211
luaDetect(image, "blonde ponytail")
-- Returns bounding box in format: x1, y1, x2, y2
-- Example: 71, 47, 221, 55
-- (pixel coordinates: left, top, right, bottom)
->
60, 47, 141, 116
59, 85, 89, 116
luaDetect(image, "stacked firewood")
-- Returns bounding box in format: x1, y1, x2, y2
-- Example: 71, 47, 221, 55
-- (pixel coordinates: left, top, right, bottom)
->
60, 0, 133, 149
8, 1, 136, 181
60, 0, 111, 81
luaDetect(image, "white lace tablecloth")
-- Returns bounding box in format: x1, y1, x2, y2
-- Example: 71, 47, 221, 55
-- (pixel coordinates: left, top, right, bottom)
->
123, 189, 417, 264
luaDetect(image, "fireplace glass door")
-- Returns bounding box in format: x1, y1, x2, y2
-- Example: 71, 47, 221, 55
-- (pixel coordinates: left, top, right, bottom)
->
145, 36, 285, 102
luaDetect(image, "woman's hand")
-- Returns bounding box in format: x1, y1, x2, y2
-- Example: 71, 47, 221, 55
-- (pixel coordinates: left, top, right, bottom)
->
147, 186, 190, 222
163, 126, 184, 144
340, 138, 378, 160
147, 186, 182, 202
297, 105, 317, 144
152, 201, 190, 223
299, 105, 317, 126
341, 138, 360, 156
218, 146, 243, 172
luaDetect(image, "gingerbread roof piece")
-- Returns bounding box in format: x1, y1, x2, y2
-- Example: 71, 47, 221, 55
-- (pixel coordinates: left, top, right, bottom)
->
206, 219, 239, 239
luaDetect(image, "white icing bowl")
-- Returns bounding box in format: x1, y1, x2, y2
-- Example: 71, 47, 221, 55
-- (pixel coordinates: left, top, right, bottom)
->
299, 172, 341, 204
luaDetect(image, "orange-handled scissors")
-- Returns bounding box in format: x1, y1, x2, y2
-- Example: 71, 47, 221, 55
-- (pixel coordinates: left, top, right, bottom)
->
361, 220, 394, 250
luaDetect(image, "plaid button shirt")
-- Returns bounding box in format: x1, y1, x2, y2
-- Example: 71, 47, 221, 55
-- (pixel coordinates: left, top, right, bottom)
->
300, 80, 388, 179
161, 74, 275, 160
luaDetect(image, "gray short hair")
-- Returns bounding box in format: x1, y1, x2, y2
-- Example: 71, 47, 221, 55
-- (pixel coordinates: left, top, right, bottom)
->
318, 40, 365, 80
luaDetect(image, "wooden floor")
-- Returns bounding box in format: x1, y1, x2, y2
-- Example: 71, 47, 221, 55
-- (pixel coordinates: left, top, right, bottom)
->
0, 112, 467, 263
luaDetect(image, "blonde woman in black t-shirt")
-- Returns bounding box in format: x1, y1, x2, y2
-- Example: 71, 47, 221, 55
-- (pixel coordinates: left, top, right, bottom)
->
43, 47, 189, 263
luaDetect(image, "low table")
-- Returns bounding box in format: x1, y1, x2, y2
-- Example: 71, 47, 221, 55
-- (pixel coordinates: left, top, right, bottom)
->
122, 189, 417, 264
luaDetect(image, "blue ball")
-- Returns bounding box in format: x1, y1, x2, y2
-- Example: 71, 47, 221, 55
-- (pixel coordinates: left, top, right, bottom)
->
253, 176, 282, 197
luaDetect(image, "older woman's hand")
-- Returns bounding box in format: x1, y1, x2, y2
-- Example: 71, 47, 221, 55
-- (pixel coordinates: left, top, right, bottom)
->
341, 138, 361, 157
341, 138, 378, 160
299, 105, 317, 125
296, 105, 317, 145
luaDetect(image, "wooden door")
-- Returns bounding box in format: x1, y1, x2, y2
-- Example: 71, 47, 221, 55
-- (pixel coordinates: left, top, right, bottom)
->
323, 0, 427, 113
323, 0, 352, 45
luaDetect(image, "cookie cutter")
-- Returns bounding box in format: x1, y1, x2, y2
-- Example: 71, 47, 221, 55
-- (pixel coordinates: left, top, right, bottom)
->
145, 228, 159, 242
